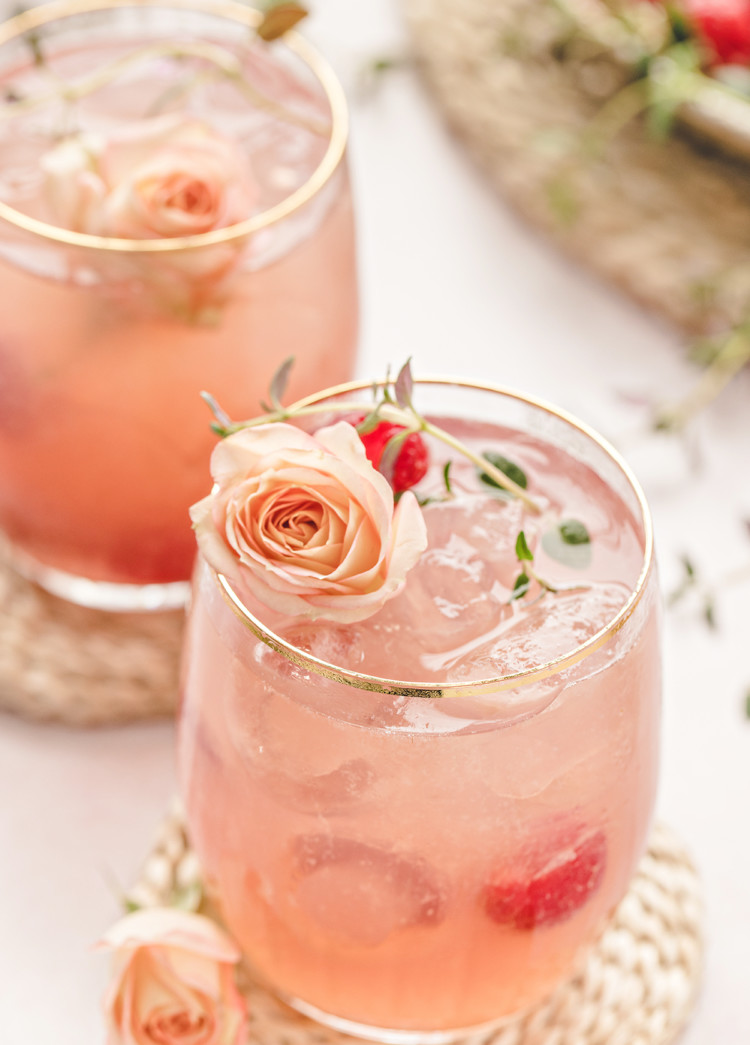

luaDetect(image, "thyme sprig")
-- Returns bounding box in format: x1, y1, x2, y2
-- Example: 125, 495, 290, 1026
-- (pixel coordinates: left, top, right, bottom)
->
510, 529, 591, 602
202, 359, 543, 514
668, 553, 750, 629
1, 4, 327, 139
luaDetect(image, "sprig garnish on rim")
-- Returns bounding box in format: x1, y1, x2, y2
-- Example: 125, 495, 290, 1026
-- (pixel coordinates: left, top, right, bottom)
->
203, 359, 543, 514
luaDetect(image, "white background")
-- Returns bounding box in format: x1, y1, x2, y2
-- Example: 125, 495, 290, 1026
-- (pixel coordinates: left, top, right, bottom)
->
1, 2, 749, 1042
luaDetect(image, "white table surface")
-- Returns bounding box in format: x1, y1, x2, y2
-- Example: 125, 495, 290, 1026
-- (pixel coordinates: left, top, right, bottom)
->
1, 2, 749, 1042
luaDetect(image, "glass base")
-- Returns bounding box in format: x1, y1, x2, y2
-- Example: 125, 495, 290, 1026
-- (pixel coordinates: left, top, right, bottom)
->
8, 543, 191, 613
284, 994, 515, 1045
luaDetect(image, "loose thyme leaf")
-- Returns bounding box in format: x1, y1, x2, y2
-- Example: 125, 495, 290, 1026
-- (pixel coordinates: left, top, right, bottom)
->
515, 530, 534, 562
744, 688, 750, 720
542, 521, 592, 570
559, 519, 590, 545
479, 452, 528, 493
257, 1, 308, 42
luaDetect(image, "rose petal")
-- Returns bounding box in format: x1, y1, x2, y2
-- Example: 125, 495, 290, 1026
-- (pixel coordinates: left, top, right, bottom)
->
96, 908, 240, 964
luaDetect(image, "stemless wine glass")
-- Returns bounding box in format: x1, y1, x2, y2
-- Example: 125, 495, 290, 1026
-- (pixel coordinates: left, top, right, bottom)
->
177, 378, 661, 1043
0, 0, 357, 610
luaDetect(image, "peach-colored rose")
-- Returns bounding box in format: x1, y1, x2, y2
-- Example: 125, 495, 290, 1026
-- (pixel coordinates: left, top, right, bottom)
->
190, 421, 429, 623
96, 907, 246, 1045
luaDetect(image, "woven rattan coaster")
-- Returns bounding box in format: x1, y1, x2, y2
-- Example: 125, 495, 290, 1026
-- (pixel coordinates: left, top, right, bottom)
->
405, 0, 750, 335
0, 549, 181, 726
130, 811, 704, 1045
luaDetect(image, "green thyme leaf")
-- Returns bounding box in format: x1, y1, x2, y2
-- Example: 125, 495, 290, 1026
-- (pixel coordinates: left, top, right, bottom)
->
510, 572, 531, 601
479, 452, 528, 493
443, 460, 453, 495
542, 520, 592, 570
559, 519, 590, 545
744, 688, 750, 720
515, 530, 534, 562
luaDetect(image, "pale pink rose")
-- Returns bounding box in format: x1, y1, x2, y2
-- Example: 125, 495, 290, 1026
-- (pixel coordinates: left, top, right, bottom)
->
190, 421, 429, 623
40, 115, 256, 287
96, 907, 246, 1045
42, 115, 255, 238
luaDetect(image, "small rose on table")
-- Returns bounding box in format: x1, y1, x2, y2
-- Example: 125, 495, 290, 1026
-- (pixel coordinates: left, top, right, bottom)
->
96, 907, 246, 1045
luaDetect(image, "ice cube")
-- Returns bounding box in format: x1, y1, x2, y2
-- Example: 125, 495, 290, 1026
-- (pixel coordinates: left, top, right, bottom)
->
452, 582, 630, 679
367, 497, 529, 674
292, 834, 447, 946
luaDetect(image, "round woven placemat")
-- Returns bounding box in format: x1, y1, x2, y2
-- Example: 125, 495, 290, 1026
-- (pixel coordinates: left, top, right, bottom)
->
0, 550, 181, 726
129, 811, 704, 1045
404, 0, 750, 335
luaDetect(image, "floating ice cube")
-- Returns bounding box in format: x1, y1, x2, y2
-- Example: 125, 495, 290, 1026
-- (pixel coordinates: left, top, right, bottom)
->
292, 834, 446, 946
467, 582, 630, 679
364, 496, 531, 678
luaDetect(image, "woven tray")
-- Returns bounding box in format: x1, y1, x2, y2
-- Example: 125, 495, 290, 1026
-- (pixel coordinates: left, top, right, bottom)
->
130, 812, 705, 1045
0, 551, 181, 726
404, 0, 750, 336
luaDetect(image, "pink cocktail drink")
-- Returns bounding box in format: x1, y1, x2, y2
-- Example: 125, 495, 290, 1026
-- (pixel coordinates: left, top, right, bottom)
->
0, 0, 357, 608
178, 379, 660, 1039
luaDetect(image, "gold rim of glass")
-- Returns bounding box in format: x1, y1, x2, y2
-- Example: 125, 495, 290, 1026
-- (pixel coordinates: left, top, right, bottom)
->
0, 0, 348, 253
213, 376, 656, 699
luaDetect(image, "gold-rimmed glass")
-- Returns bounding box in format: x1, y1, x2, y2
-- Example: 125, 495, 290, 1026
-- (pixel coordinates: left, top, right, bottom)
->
177, 378, 661, 1042
0, 0, 357, 610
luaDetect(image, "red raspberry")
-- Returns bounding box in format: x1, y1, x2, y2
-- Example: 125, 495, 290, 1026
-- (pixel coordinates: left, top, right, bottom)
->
358, 420, 429, 493
681, 0, 750, 66
483, 826, 607, 930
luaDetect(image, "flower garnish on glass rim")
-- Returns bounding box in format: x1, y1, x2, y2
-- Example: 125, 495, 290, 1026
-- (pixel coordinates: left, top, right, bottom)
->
192, 360, 555, 624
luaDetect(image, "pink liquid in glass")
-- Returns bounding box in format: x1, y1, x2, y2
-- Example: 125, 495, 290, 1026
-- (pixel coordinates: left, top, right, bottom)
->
178, 392, 660, 1039
0, 9, 357, 605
